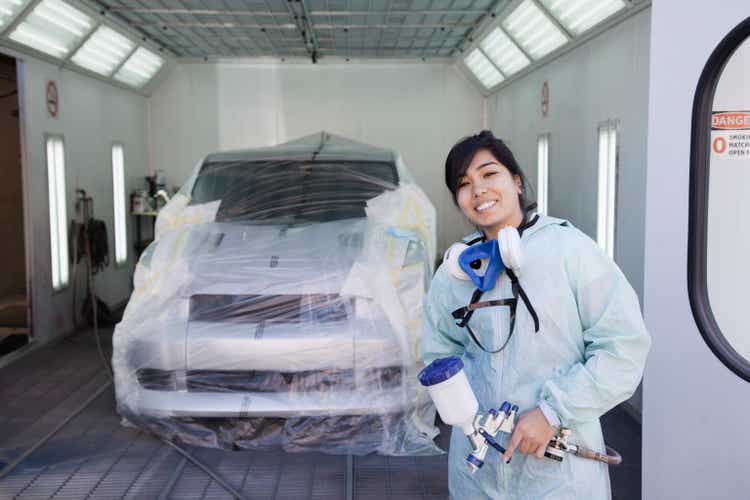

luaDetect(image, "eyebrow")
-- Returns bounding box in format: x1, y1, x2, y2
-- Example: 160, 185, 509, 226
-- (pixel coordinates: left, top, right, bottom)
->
459, 161, 500, 182
476, 161, 499, 170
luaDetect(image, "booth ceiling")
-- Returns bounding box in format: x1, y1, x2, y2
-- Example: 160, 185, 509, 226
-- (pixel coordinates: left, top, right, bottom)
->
92, 0, 645, 61
0, 0, 649, 93
91, 0, 502, 60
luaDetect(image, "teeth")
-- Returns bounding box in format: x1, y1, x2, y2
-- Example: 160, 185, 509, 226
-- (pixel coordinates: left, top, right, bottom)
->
476, 201, 496, 212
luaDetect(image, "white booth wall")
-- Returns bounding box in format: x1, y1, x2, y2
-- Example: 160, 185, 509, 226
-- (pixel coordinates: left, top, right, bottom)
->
11, 53, 149, 342
147, 61, 483, 253
487, 9, 651, 415
643, 1, 750, 498
488, 8, 650, 302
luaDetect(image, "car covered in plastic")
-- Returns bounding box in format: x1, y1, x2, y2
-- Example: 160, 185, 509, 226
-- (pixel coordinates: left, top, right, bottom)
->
112, 132, 439, 455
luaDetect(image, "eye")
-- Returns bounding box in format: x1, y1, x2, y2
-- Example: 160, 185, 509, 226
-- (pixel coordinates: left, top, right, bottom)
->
458, 180, 469, 188
483, 171, 497, 178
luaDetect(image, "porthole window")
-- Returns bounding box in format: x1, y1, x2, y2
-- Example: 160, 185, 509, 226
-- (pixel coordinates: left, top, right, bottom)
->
689, 17, 750, 382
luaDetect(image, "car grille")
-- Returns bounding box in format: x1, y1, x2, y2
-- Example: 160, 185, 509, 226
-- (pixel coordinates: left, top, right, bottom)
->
135, 367, 403, 393
189, 294, 353, 323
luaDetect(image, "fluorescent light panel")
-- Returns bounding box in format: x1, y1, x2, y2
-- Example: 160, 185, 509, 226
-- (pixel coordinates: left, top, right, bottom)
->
9, 0, 93, 58
0, 0, 31, 31
114, 47, 164, 88
596, 123, 617, 258
112, 144, 127, 265
72, 25, 135, 76
537, 134, 549, 215
540, 0, 626, 35
502, 0, 568, 60
465, 49, 504, 89
480, 27, 530, 76
46, 136, 69, 290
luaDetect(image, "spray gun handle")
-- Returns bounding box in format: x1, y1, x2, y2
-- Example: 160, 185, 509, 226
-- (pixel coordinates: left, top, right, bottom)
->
478, 429, 509, 458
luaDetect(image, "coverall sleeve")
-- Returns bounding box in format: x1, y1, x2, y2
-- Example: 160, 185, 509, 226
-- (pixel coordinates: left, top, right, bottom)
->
420, 272, 467, 364
538, 232, 651, 426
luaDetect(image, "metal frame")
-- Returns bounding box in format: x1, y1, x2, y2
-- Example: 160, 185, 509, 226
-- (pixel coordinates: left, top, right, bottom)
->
106, 7, 492, 17
14, 56, 34, 342
91, 0, 490, 60
688, 15, 750, 383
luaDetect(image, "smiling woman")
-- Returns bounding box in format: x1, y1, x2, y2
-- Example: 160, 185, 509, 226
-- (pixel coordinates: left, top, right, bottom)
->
420, 130, 651, 499
444, 131, 533, 240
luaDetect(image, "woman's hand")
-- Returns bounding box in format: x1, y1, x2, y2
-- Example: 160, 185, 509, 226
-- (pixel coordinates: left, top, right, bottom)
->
503, 407, 557, 462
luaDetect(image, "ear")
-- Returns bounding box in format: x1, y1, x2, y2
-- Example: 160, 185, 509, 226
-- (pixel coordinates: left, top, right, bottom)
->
514, 175, 523, 193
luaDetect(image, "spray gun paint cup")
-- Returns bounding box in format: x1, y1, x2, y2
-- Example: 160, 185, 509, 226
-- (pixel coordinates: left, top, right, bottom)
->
418, 356, 479, 437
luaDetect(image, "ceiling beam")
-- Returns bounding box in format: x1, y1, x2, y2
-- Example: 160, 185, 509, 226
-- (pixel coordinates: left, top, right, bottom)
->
106, 7, 490, 17
281, 0, 314, 58
297, 0, 320, 62
129, 22, 477, 30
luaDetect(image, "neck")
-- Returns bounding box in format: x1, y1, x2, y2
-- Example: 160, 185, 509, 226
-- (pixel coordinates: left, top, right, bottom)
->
482, 209, 525, 240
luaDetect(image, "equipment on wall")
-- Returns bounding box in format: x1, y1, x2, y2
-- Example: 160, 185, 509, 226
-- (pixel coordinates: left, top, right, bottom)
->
418, 356, 622, 473
133, 171, 171, 214
70, 190, 114, 329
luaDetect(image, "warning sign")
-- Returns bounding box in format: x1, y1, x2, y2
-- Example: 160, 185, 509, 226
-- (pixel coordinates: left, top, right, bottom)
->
711, 111, 750, 159
712, 111, 750, 130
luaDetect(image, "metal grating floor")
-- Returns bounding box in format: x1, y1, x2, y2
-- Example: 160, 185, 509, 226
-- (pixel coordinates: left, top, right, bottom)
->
0, 329, 449, 500
0, 328, 640, 499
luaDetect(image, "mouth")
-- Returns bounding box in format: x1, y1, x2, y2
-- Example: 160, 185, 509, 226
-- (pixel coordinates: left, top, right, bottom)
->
475, 200, 497, 213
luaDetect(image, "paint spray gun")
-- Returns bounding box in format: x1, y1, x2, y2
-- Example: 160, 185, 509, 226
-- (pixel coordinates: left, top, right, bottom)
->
418, 356, 622, 473
418, 356, 517, 472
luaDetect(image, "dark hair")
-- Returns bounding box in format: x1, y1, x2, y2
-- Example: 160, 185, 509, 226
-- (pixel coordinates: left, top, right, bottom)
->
444, 130, 535, 213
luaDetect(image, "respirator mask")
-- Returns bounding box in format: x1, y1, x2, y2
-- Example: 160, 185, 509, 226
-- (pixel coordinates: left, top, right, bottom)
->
442, 218, 540, 353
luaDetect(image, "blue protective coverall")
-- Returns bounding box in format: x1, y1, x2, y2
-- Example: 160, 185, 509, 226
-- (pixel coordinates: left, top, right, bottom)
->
421, 215, 651, 499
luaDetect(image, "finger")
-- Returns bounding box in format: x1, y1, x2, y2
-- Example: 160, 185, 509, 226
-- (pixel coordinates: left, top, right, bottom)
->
504, 430, 523, 463
534, 443, 547, 459
519, 439, 534, 455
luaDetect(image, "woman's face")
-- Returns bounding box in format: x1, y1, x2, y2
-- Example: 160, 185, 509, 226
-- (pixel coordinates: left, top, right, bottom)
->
456, 148, 524, 238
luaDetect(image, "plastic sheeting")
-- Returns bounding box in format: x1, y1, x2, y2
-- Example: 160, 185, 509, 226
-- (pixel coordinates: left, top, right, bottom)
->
113, 133, 440, 455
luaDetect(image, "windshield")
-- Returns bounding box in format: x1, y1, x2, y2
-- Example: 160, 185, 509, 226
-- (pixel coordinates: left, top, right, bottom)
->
190, 160, 398, 225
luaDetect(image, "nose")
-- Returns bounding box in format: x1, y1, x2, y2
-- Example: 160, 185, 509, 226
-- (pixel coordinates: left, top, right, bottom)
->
473, 181, 487, 197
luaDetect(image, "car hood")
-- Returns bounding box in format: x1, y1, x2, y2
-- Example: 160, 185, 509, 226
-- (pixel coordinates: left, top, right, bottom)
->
183, 218, 368, 296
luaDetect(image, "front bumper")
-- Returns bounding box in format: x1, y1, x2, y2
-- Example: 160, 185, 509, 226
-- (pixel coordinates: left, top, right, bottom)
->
129, 385, 410, 418
115, 312, 414, 418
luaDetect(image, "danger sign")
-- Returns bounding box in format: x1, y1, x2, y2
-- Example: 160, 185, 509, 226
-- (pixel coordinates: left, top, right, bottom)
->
712, 111, 750, 130
711, 111, 750, 159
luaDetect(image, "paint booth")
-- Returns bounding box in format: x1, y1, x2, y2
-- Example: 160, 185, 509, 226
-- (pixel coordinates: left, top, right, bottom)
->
0, 0, 747, 498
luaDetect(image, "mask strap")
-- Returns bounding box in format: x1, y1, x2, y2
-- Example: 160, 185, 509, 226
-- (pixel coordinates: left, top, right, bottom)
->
465, 235, 486, 246
454, 288, 484, 328
452, 293, 519, 355
506, 269, 540, 333
517, 214, 539, 237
